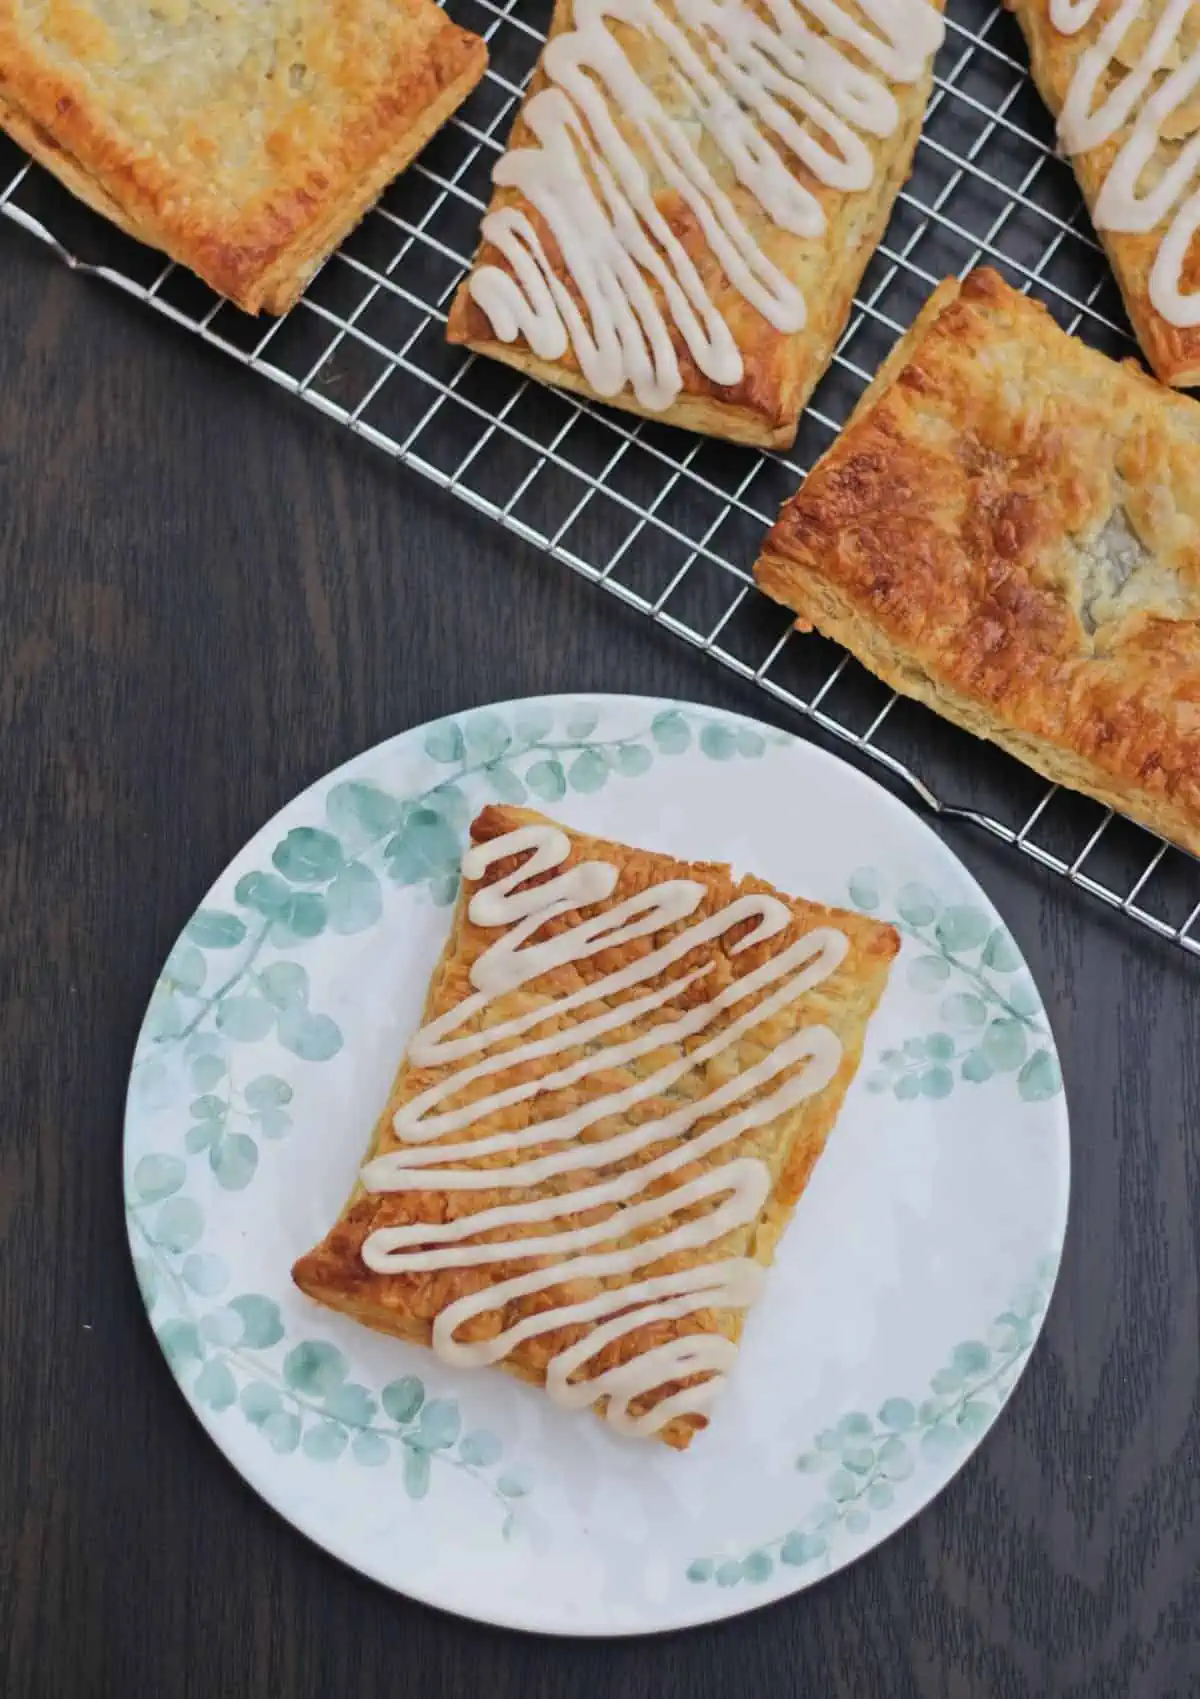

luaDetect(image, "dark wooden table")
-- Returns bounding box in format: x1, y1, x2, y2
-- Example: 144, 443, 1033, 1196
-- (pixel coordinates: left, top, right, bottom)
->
2, 227, 1198, 1699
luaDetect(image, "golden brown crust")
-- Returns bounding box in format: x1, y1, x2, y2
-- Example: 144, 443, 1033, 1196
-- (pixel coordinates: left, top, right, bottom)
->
1009, 0, 1200, 388
0, 0, 487, 314
755, 267, 1200, 856
445, 0, 943, 447
293, 803, 898, 1449
0, 90, 145, 238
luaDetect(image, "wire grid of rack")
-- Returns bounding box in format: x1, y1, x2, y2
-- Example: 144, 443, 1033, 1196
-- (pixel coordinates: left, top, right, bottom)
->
2, 0, 1198, 958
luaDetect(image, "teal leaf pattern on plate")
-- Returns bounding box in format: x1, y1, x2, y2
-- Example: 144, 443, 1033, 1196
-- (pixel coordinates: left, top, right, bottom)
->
128, 703, 772, 1532
134, 700, 775, 1099
686, 1255, 1059, 1587
126, 1146, 527, 1523
850, 867, 1063, 1103
122, 697, 1070, 1628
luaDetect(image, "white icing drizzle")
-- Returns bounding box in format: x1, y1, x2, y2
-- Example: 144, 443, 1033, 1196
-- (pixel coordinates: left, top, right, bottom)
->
468, 0, 945, 411
360, 823, 849, 1437
1051, 0, 1200, 326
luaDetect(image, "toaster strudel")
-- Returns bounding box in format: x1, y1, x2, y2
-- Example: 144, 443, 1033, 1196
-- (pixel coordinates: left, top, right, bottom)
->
0, 0, 487, 314
293, 803, 898, 1449
755, 268, 1200, 856
445, 0, 947, 447
1010, 0, 1200, 388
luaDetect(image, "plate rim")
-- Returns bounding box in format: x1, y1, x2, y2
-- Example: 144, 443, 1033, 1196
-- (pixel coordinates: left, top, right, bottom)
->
123, 691, 1071, 1636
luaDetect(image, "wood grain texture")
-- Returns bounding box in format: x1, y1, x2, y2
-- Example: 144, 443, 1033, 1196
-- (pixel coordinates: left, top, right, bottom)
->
0, 228, 1198, 1699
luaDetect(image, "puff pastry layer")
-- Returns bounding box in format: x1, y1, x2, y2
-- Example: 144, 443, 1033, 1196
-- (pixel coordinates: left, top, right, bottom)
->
755, 268, 1200, 856
0, 0, 487, 314
1010, 0, 1200, 388
293, 803, 898, 1449
446, 0, 945, 447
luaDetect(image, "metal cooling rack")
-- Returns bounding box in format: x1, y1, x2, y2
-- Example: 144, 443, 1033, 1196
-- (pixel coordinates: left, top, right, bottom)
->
3, 0, 1198, 958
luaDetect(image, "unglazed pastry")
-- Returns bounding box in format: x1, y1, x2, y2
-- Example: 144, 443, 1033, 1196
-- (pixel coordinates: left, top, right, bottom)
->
293, 804, 898, 1449
445, 0, 946, 447
1010, 0, 1200, 386
755, 268, 1200, 856
0, 0, 487, 314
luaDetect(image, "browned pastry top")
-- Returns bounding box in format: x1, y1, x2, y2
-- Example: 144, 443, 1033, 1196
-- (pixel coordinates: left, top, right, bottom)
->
294, 804, 897, 1448
757, 268, 1200, 855
0, 0, 486, 311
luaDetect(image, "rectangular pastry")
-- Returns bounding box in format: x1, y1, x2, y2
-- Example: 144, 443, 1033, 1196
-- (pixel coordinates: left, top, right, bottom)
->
755, 267, 1200, 857
293, 803, 898, 1449
1009, 0, 1200, 387
0, 0, 487, 314
445, 0, 947, 447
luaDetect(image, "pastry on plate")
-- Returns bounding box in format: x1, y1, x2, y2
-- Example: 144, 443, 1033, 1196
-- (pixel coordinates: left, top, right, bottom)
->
293, 803, 898, 1449
1010, 0, 1200, 387
755, 267, 1200, 856
0, 0, 487, 314
445, 0, 947, 447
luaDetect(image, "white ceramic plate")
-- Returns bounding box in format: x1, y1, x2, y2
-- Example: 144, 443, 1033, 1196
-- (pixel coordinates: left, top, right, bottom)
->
124, 695, 1069, 1635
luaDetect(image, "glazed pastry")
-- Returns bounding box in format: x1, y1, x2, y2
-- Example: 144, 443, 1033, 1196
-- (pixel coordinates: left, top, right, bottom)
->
293, 804, 898, 1449
0, 0, 487, 314
445, 0, 946, 447
755, 268, 1200, 856
1010, 0, 1200, 387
